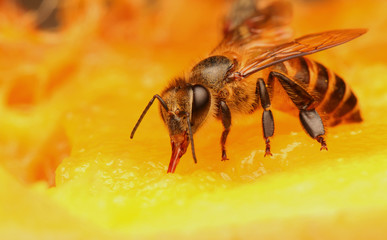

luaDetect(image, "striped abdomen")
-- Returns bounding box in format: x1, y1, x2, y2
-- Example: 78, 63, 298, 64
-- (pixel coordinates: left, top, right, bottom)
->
277, 57, 362, 126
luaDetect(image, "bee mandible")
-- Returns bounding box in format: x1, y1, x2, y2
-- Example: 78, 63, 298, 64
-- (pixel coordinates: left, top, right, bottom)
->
131, 0, 366, 173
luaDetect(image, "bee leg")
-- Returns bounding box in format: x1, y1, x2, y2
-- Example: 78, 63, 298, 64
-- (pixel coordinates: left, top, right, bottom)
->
271, 71, 328, 150
219, 101, 231, 161
299, 110, 328, 151
257, 78, 274, 156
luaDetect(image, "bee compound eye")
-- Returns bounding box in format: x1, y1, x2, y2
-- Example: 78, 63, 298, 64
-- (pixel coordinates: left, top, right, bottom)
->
192, 85, 210, 112
191, 85, 210, 126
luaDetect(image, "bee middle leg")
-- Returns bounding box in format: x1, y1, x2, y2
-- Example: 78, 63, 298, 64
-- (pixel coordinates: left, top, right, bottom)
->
219, 101, 231, 161
271, 71, 328, 150
257, 78, 274, 156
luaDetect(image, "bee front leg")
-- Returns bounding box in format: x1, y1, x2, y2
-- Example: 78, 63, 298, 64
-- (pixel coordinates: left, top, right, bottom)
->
257, 78, 274, 156
219, 101, 231, 161
271, 71, 328, 150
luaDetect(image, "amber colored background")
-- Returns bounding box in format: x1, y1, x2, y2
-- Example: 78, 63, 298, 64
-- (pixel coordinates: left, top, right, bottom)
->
0, 0, 386, 239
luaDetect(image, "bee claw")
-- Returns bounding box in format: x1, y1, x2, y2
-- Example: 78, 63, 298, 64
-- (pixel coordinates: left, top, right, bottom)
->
317, 136, 328, 151
264, 151, 273, 157
222, 150, 229, 161
264, 137, 273, 157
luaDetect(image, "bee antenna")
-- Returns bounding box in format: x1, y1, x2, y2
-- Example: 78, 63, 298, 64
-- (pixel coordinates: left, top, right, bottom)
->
131, 94, 169, 139
185, 113, 198, 164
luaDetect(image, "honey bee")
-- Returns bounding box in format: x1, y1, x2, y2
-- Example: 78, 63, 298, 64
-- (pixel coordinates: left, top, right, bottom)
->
131, 0, 366, 173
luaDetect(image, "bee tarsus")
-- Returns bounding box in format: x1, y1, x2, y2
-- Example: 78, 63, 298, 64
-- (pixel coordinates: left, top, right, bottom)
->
317, 136, 328, 151
258, 78, 275, 156
264, 138, 273, 157
220, 100, 231, 161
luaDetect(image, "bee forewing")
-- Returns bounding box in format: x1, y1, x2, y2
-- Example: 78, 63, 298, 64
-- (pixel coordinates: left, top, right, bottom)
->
240, 29, 367, 77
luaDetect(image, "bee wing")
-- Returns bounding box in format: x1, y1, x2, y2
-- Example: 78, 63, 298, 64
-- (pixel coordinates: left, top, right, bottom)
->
238, 29, 367, 78
215, 0, 293, 51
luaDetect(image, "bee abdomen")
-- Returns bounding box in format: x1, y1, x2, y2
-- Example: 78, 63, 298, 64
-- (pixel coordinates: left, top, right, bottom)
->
308, 61, 362, 126
320, 77, 362, 126
282, 58, 362, 126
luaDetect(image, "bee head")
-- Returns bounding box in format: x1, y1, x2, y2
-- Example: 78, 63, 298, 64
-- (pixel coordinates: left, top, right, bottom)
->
158, 78, 211, 172
160, 80, 211, 134
131, 76, 212, 173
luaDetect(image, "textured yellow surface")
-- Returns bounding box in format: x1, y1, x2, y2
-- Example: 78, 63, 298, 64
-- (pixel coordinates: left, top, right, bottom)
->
0, 0, 387, 239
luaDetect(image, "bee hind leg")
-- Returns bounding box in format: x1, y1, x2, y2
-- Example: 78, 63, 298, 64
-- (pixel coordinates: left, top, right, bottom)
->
299, 109, 328, 151
219, 101, 231, 161
271, 71, 328, 151
257, 78, 274, 156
